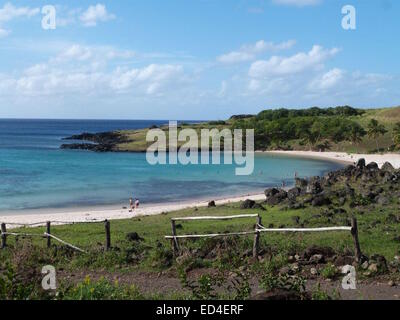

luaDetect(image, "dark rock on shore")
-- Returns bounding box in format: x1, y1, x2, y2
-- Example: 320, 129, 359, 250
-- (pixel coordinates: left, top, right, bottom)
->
264, 188, 287, 205
208, 201, 216, 208
61, 131, 129, 152
264, 159, 399, 212
60, 143, 115, 152
240, 199, 266, 210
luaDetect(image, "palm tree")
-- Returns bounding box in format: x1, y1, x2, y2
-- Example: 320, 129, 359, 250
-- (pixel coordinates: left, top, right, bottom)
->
348, 123, 366, 153
392, 122, 400, 149
367, 119, 387, 152
302, 129, 318, 151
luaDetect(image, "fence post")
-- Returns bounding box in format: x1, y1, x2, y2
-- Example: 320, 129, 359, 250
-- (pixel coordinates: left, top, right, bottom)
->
351, 217, 362, 262
253, 215, 261, 258
46, 221, 51, 248
171, 219, 179, 255
1, 223, 7, 249
105, 220, 111, 250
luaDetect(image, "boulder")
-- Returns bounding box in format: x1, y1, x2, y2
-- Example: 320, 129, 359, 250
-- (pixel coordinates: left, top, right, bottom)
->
369, 254, 388, 273
366, 162, 379, 171
240, 199, 266, 211
335, 256, 355, 266
287, 187, 301, 201
126, 232, 144, 242
303, 245, 335, 260
381, 162, 395, 172
240, 199, 256, 209
356, 158, 366, 169
309, 254, 324, 264
368, 263, 378, 274
208, 201, 216, 207
265, 188, 287, 205
311, 195, 331, 207
265, 188, 280, 198
307, 177, 322, 194
295, 178, 308, 189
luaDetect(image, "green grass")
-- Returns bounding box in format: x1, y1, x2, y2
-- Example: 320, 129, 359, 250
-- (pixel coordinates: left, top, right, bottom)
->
3, 198, 400, 271
2, 196, 400, 300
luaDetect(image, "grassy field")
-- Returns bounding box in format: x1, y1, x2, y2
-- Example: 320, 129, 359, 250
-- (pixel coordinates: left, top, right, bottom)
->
1, 193, 400, 300
5, 199, 400, 264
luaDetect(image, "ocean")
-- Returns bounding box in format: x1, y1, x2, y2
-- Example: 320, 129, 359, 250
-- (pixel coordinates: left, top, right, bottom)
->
0, 119, 343, 212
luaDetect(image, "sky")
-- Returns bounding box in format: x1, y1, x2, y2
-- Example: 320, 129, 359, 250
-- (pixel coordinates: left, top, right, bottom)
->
0, 0, 399, 120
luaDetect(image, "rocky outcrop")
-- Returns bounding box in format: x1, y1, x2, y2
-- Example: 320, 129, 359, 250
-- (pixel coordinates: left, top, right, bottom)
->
264, 159, 399, 210
264, 188, 287, 205
61, 131, 129, 152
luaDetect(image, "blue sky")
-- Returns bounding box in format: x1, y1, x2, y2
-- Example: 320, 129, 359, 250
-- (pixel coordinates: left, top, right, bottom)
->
0, 0, 399, 120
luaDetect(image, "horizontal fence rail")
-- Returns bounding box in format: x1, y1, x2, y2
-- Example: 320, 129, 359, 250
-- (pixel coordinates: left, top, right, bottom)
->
165, 214, 362, 262
165, 230, 256, 239
1, 219, 113, 253
171, 214, 258, 222
256, 226, 352, 233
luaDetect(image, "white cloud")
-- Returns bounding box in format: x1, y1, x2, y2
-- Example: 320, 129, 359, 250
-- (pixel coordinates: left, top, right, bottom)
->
218, 40, 296, 64
0, 43, 187, 98
58, 45, 93, 61
272, 0, 322, 7
249, 45, 339, 78
0, 2, 39, 22
80, 4, 115, 27
309, 68, 344, 90
0, 27, 10, 37
0, 2, 39, 37
110, 64, 185, 94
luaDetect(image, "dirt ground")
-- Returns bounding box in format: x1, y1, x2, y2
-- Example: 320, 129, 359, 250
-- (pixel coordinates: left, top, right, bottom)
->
59, 269, 400, 300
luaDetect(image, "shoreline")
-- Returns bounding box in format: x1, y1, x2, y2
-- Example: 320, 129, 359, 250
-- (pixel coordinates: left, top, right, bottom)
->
0, 192, 267, 229
262, 150, 400, 168
4, 150, 398, 227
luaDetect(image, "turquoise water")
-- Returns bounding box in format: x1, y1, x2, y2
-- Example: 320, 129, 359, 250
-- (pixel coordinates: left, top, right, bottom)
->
0, 119, 343, 212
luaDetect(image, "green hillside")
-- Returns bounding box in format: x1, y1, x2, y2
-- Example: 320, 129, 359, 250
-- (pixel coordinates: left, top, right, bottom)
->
64, 106, 400, 154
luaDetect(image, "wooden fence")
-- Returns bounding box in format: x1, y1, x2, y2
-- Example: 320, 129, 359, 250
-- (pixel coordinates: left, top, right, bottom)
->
0, 219, 113, 253
165, 214, 362, 262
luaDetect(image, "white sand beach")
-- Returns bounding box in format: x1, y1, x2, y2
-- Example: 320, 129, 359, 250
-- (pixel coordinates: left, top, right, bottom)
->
1, 193, 266, 229
263, 151, 400, 169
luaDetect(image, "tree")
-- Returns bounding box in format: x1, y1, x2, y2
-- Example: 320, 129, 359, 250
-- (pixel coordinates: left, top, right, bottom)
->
348, 123, 366, 153
367, 119, 387, 152
392, 122, 400, 149
302, 128, 318, 151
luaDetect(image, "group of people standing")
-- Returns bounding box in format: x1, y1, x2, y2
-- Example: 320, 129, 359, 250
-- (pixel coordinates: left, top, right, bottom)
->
129, 197, 140, 212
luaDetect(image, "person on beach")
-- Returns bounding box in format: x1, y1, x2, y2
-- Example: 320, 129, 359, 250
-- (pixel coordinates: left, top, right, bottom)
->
129, 197, 134, 211
135, 198, 140, 209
